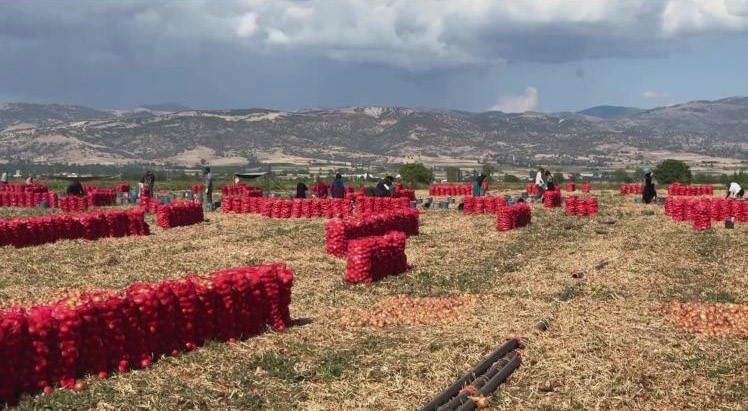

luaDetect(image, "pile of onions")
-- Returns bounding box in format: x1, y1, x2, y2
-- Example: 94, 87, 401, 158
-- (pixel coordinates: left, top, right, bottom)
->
667, 182, 713, 196
429, 184, 472, 196
220, 183, 263, 197
463, 196, 507, 215
326, 209, 419, 257
564, 196, 599, 216
620, 184, 643, 195
340, 294, 478, 328
353, 196, 411, 215
155, 201, 204, 229
662, 302, 748, 338
496, 203, 532, 231
0, 209, 149, 248
345, 231, 408, 284
0, 264, 293, 405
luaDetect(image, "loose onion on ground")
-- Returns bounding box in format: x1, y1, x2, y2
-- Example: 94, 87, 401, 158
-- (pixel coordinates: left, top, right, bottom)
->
661, 302, 748, 338
339, 294, 479, 328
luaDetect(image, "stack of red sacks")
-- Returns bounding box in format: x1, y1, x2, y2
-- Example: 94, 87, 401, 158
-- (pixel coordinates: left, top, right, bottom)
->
0, 209, 149, 248
58, 196, 92, 213
258, 198, 353, 219
192, 184, 204, 195
326, 210, 419, 257
0, 264, 293, 405
345, 231, 408, 284
221, 196, 266, 214
0, 192, 58, 208
581, 182, 591, 193
462, 196, 507, 215
566, 182, 576, 192
311, 182, 329, 198
0, 183, 49, 194
620, 184, 643, 195
665, 197, 747, 224
667, 183, 713, 196
526, 184, 540, 196
155, 201, 204, 229
85, 189, 116, 207
543, 189, 562, 208
138, 187, 160, 213
115, 183, 130, 193
429, 184, 472, 196
392, 189, 416, 201
221, 183, 263, 197
691, 201, 712, 231
496, 203, 532, 231
564, 196, 599, 216
354, 196, 410, 214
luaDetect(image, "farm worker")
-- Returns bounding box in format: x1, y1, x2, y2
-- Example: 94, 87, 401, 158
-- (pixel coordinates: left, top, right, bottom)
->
296, 182, 308, 199
481, 178, 489, 195
376, 176, 394, 197
0, 172, 7, 184
66, 179, 85, 196
234, 177, 240, 184
203, 167, 213, 207
642, 168, 657, 204
140, 170, 155, 197
25, 175, 34, 184
331, 173, 346, 198
544, 170, 555, 192
473, 173, 486, 197
727, 182, 744, 199
535, 167, 546, 197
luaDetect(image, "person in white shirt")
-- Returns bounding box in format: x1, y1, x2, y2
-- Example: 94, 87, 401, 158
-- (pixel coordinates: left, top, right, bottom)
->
535, 167, 545, 197
727, 182, 744, 199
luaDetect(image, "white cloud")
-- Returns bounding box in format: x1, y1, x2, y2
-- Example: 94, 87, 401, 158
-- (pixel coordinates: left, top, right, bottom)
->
236, 13, 258, 38
489, 87, 539, 113
643, 90, 671, 99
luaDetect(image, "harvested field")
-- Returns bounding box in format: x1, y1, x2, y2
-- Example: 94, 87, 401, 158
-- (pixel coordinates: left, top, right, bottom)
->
1, 190, 746, 410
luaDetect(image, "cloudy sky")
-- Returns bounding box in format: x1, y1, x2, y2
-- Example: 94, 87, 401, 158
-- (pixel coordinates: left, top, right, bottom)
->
2, 0, 748, 112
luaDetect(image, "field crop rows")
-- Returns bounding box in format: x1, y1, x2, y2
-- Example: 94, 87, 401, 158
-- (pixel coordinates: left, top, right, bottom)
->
0, 189, 746, 410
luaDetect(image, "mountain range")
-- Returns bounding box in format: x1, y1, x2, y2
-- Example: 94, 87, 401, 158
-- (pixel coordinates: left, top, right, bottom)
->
1, 98, 746, 169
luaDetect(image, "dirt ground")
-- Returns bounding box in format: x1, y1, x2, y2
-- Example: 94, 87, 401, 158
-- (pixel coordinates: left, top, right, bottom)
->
1, 190, 746, 410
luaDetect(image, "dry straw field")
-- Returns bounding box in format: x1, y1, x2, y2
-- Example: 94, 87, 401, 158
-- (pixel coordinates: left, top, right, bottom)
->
1, 189, 746, 410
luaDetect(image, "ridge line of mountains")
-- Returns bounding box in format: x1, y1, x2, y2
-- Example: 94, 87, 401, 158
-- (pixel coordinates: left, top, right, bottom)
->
1, 97, 746, 167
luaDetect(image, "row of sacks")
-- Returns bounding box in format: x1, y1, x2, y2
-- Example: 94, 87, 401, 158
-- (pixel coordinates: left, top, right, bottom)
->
543, 189, 562, 208
620, 184, 643, 195
564, 196, 599, 216
526, 184, 540, 196
353, 196, 411, 214
222, 197, 355, 218
496, 203, 532, 231
59, 195, 94, 213
429, 184, 472, 196
462, 195, 507, 215
0, 264, 293, 406
155, 201, 204, 229
345, 231, 409, 284
325, 210, 420, 257
0, 183, 49, 193
0, 192, 58, 208
664, 197, 748, 223
84, 189, 116, 207
667, 183, 713, 196
0, 209, 149, 248
220, 183, 263, 197
392, 189, 416, 201
565, 182, 591, 193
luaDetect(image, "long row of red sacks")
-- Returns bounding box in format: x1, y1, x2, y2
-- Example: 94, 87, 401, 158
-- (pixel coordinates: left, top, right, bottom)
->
0, 209, 149, 248
156, 201, 204, 229
564, 196, 599, 216
620, 184, 643, 195
222, 196, 411, 218
345, 231, 408, 284
664, 197, 747, 224
0, 183, 49, 193
326, 210, 419, 257
0, 191, 58, 208
221, 183, 263, 197
496, 203, 532, 231
0, 264, 293, 406
462, 195, 507, 215
667, 183, 714, 196
429, 184, 472, 196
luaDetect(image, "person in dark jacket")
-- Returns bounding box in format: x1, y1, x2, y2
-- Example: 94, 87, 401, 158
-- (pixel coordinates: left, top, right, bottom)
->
545, 170, 555, 192
140, 171, 155, 196
203, 167, 213, 206
66, 179, 85, 196
331, 173, 346, 198
296, 182, 308, 199
642, 169, 657, 204
375, 176, 394, 197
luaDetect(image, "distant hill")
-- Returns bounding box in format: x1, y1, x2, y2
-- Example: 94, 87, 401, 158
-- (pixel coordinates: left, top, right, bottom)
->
137, 103, 192, 112
1, 97, 746, 167
578, 105, 644, 119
